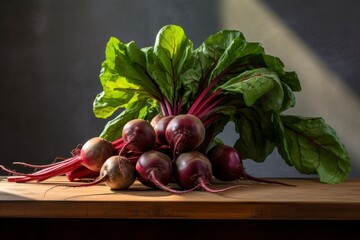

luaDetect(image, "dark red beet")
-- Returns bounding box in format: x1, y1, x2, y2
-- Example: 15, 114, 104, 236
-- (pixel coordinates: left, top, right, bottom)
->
154, 116, 175, 145
207, 144, 244, 181
207, 144, 294, 186
175, 151, 240, 192
136, 150, 172, 188
121, 119, 156, 154
165, 114, 205, 157
136, 150, 195, 193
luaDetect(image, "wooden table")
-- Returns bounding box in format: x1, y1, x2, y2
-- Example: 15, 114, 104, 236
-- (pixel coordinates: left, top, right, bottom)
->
1, 177, 359, 239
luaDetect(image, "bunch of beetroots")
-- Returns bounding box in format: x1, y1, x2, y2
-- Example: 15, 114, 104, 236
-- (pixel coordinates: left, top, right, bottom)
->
0, 114, 291, 193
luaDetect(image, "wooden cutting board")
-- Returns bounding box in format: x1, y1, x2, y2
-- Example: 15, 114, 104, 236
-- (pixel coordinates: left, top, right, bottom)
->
1, 176, 359, 219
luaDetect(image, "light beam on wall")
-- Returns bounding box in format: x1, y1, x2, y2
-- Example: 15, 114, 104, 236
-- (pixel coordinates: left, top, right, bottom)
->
219, 0, 360, 175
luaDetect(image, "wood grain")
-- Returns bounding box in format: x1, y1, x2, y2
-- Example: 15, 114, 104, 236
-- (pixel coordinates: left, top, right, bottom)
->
0, 177, 359, 219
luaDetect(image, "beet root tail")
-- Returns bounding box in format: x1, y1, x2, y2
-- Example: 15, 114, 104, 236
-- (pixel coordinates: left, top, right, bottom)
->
197, 177, 244, 193
44, 175, 108, 196
149, 171, 197, 194
173, 134, 185, 159
243, 173, 296, 187
12, 156, 76, 169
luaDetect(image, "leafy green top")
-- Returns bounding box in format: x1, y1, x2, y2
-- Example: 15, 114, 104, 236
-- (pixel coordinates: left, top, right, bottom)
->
93, 24, 351, 184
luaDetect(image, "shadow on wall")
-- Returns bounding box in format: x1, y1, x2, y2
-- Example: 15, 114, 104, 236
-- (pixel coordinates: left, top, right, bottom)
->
261, 0, 360, 95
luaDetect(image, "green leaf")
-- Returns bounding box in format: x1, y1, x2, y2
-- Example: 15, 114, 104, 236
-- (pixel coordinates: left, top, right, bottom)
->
209, 40, 264, 82
280, 82, 296, 111
281, 71, 301, 92
219, 68, 284, 110
194, 30, 298, 112
93, 91, 123, 119
154, 25, 192, 75
138, 99, 159, 122
234, 108, 275, 162
274, 114, 351, 184
179, 60, 202, 109
94, 37, 160, 119
149, 25, 194, 105
195, 30, 245, 76
263, 54, 301, 93
103, 38, 159, 96
263, 54, 285, 75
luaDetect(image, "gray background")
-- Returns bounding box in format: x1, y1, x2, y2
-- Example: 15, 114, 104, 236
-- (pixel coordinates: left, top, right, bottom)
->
1, 0, 359, 178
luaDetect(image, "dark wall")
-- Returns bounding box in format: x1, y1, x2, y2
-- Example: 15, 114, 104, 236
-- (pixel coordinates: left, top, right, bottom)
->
0, 0, 220, 167
1, 0, 359, 177
257, 0, 360, 178
261, 0, 360, 95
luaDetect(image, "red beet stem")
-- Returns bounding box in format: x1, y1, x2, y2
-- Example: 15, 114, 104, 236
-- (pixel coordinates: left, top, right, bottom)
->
119, 141, 132, 156
3, 156, 82, 183
111, 137, 125, 151
112, 137, 124, 146
124, 154, 140, 164
66, 166, 99, 182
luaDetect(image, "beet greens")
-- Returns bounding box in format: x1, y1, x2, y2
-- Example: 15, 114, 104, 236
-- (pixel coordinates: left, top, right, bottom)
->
94, 25, 350, 183
93, 24, 350, 184
0, 25, 350, 188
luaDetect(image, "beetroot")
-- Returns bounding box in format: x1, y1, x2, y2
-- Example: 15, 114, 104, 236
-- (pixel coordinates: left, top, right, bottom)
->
165, 114, 205, 157
99, 155, 136, 190
150, 114, 162, 128
79, 137, 114, 171
136, 150, 195, 193
154, 116, 175, 145
136, 150, 172, 188
207, 144, 245, 181
175, 151, 240, 192
121, 119, 156, 154
207, 144, 294, 186
47, 155, 136, 190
